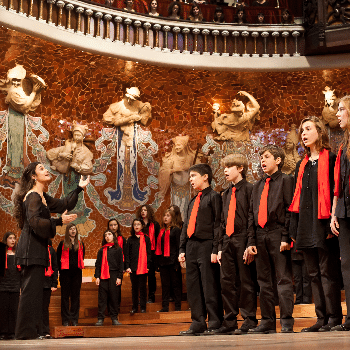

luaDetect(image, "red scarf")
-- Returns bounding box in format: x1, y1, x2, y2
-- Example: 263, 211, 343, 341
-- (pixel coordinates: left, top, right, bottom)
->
61, 241, 84, 270
155, 228, 170, 257
117, 235, 124, 262
136, 233, 148, 275
5, 247, 21, 270
100, 243, 114, 279
148, 223, 156, 250
45, 246, 54, 277
289, 149, 331, 219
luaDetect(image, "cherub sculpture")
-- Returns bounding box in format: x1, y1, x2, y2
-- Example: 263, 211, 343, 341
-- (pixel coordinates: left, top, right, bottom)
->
47, 122, 93, 175
321, 86, 339, 128
282, 124, 300, 176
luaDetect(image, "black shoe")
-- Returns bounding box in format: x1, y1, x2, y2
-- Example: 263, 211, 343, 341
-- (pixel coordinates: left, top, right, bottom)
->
234, 323, 257, 335
130, 309, 137, 315
147, 298, 155, 304
95, 319, 104, 326
331, 324, 350, 331
112, 319, 122, 326
141, 309, 146, 313
319, 324, 336, 332
157, 308, 169, 312
71, 321, 78, 326
62, 322, 69, 327
179, 329, 203, 336
248, 324, 276, 334
204, 326, 236, 335
281, 325, 294, 333
301, 323, 323, 332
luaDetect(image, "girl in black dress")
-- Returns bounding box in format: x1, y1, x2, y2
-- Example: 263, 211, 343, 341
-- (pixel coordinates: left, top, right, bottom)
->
108, 218, 127, 312
13, 162, 88, 339
290, 117, 342, 332
95, 230, 123, 326
57, 223, 85, 326
125, 218, 151, 314
331, 96, 350, 331
0, 232, 21, 340
155, 209, 182, 312
136, 204, 160, 303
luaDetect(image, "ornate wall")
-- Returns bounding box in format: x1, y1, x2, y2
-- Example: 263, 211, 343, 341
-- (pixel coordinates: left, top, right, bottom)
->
0, 27, 347, 259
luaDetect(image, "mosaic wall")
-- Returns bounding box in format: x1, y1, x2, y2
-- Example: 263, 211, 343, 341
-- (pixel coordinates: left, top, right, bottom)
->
0, 27, 347, 259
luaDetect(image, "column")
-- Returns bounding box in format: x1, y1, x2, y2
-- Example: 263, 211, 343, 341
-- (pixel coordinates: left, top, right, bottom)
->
261, 31, 269, 58
251, 31, 259, 58
162, 25, 170, 53
232, 31, 239, 57
192, 28, 200, 55
222, 30, 229, 57
272, 31, 280, 57
202, 29, 210, 56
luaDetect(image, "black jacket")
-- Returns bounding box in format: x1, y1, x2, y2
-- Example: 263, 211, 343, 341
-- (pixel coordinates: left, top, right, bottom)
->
15, 187, 83, 267
156, 226, 181, 267
125, 235, 151, 272
94, 245, 123, 280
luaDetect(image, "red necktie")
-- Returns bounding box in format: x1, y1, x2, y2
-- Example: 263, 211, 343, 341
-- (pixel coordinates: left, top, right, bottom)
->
226, 187, 236, 237
187, 192, 202, 238
258, 177, 271, 228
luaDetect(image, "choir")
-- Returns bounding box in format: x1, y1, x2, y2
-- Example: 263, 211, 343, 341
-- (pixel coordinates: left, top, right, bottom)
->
2, 99, 350, 339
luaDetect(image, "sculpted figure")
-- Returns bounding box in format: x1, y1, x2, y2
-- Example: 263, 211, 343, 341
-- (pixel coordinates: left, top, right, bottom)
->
47, 122, 93, 175
158, 135, 197, 197
212, 91, 260, 142
322, 86, 339, 128
282, 124, 300, 176
0, 64, 46, 114
103, 87, 152, 147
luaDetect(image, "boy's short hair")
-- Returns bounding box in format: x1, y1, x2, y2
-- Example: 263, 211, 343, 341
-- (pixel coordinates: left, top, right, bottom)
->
189, 163, 213, 184
221, 153, 248, 178
259, 144, 285, 170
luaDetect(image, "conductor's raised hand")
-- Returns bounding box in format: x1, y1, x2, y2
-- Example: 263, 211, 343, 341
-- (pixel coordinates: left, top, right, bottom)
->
79, 175, 90, 188
62, 210, 77, 224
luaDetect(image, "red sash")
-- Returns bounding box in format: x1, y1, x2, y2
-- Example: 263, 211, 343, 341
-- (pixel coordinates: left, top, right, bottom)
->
148, 223, 155, 250
61, 241, 84, 270
100, 243, 114, 279
45, 246, 54, 277
117, 235, 124, 262
155, 228, 170, 257
5, 247, 21, 270
136, 233, 148, 275
289, 149, 331, 219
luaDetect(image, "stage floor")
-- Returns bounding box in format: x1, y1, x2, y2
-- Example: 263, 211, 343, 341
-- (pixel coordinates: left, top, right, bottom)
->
2, 332, 350, 350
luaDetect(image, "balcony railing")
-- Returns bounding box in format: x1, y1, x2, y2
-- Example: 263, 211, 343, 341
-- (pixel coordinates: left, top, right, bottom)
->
1, 0, 304, 57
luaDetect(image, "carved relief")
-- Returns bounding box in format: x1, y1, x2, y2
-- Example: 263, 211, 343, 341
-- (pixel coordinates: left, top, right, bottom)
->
304, 0, 318, 27
322, 86, 340, 128
47, 121, 93, 175
0, 64, 46, 115
327, 0, 350, 25
211, 91, 260, 142
281, 124, 300, 176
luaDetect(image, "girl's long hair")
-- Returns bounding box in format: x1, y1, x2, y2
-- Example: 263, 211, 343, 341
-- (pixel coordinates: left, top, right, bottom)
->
340, 96, 350, 159
2, 231, 16, 252
298, 116, 331, 157
102, 230, 119, 247
169, 204, 183, 229
162, 209, 176, 229
13, 162, 40, 229
107, 218, 122, 237
64, 223, 80, 251
136, 204, 155, 223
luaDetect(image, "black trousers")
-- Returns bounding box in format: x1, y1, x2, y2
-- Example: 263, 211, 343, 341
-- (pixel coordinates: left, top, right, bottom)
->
186, 239, 222, 332
98, 271, 120, 320
15, 265, 45, 339
159, 264, 182, 310
338, 218, 350, 324
220, 233, 257, 329
292, 258, 312, 304
255, 228, 294, 328
42, 288, 52, 335
303, 240, 343, 325
148, 251, 157, 299
59, 268, 82, 324
130, 272, 147, 310
0, 291, 19, 337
